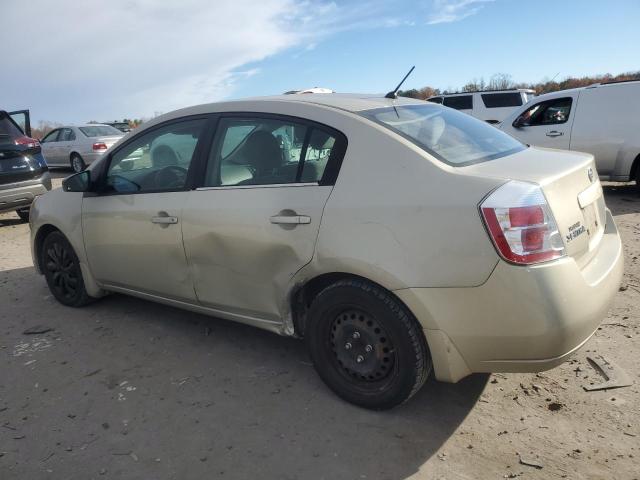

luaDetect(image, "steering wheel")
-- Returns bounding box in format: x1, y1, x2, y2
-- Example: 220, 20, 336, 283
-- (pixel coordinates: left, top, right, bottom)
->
154, 165, 188, 189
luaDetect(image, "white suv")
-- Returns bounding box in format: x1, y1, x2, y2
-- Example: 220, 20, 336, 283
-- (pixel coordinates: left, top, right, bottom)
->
428, 89, 535, 124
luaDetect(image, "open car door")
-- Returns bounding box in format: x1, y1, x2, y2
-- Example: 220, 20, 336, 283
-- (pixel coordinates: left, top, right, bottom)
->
8, 110, 31, 137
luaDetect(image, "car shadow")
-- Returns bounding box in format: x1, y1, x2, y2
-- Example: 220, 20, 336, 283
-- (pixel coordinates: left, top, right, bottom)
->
0, 214, 26, 227
602, 183, 640, 216
0, 265, 487, 480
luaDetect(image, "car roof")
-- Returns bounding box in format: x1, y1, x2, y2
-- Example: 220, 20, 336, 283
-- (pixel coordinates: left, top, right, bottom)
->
133, 93, 427, 136
198, 93, 423, 113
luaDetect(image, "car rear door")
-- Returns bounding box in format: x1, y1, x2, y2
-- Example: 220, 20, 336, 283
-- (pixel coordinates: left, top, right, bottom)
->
82, 117, 209, 301
181, 114, 346, 325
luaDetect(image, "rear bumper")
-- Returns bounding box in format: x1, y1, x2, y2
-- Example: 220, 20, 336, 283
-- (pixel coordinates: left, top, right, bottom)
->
0, 172, 51, 213
83, 151, 106, 165
396, 209, 623, 382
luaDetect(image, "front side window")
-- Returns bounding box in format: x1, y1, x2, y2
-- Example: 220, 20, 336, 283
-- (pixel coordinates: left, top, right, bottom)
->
80, 125, 122, 137
481, 92, 523, 108
105, 119, 206, 193
41, 129, 60, 143
204, 117, 338, 187
360, 104, 525, 166
515, 97, 573, 126
442, 95, 473, 110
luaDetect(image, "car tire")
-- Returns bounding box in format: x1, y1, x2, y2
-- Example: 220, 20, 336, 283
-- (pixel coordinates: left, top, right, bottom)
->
16, 208, 30, 222
41, 231, 93, 307
305, 278, 431, 410
70, 154, 86, 173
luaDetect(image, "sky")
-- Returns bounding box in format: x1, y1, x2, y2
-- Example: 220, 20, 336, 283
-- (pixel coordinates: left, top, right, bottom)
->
2, 0, 639, 125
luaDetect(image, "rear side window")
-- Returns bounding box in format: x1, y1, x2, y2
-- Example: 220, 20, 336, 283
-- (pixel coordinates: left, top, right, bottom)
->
481, 92, 523, 108
59, 128, 76, 141
204, 116, 341, 187
442, 95, 473, 110
515, 97, 573, 126
360, 104, 525, 166
0, 115, 24, 146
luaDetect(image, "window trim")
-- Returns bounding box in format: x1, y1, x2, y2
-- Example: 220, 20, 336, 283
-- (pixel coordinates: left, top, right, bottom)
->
198, 111, 347, 189
92, 114, 213, 197
513, 97, 573, 128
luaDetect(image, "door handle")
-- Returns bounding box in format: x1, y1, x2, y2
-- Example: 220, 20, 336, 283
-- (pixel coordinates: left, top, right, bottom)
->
546, 130, 564, 137
270, 214, 311, 225
151, 212, 178, 225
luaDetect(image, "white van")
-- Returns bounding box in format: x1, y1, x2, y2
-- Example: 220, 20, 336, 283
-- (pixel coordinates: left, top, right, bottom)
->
501, 80, 640, 186
427, 89, 535, 124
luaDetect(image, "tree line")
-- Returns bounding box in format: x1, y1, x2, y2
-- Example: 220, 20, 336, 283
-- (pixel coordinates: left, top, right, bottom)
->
399, 70, 640, 100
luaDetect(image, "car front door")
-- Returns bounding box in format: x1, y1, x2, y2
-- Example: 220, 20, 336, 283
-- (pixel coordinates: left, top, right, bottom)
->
82, 117, 209, 301
181, 114, 346, 325
506, 96, 576, 149
40, 129, 61, 165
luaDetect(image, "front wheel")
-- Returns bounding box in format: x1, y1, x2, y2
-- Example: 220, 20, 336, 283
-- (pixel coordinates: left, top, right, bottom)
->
41, 231, 93, 307
305, 279, 431, 410
70, 154, 85, 173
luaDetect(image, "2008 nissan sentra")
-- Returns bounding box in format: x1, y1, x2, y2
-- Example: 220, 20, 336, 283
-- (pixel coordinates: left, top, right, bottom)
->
29, 93, 623, 410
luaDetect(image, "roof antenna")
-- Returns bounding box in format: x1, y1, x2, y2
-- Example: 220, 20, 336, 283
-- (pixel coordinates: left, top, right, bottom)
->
385, 66, 415, 99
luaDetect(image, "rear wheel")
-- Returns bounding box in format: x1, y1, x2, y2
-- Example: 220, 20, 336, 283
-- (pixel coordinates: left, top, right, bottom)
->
70, 154, 85, 173
16, 208, 30, 222
41, 231, 93, 307
305, 278, 431, 410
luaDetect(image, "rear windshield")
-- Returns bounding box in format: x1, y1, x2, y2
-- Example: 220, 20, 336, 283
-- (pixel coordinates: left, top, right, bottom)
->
0, 115, 24, 146
360, 104, 526, 166
79, 125, 122, 137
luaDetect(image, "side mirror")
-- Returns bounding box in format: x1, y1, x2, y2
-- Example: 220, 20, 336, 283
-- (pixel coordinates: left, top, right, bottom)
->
513, 116, 527, 128
62, 170, 91, 192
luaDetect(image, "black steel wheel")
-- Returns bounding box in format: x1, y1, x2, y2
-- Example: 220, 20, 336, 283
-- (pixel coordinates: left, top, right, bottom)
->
41, 231, 92, 307
306, 278, 431, 410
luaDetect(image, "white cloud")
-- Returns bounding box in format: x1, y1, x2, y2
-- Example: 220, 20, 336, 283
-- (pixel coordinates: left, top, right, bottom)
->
1, 0, 392, 123
427, 0, 494, 25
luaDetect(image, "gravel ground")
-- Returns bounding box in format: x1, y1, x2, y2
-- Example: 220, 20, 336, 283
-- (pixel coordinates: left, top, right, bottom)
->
1, 172, 638, 480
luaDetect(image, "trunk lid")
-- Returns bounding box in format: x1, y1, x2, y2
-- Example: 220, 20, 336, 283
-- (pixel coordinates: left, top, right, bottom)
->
462, 146, 606, 267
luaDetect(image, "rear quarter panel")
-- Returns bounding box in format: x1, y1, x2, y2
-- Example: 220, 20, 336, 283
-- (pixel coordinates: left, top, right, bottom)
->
305, 116, 503, 290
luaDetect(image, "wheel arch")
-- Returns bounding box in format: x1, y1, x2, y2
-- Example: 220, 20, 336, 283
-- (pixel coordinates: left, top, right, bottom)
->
290, 271, 421, 337
33, 223, 61, 273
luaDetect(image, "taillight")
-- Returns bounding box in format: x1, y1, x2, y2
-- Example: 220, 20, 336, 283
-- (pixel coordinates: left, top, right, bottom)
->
92, 142, 108, 151
480, 181, 565, 265
14, 136, 40, 148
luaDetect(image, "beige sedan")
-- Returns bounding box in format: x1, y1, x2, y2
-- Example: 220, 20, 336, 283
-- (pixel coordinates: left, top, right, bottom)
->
29, 94, 623, 409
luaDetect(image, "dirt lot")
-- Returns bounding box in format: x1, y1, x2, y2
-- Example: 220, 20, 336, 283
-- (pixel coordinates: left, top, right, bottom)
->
1, 173, 638, 480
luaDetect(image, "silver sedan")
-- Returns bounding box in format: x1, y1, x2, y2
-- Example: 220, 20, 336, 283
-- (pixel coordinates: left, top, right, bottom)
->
40, 124, 124, 172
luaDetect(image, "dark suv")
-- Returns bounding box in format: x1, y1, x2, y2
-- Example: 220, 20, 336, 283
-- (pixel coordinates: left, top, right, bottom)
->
0, 110, 51, 221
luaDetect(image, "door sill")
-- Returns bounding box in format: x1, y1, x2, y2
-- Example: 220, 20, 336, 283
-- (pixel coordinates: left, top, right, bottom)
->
102, 284, 285, 335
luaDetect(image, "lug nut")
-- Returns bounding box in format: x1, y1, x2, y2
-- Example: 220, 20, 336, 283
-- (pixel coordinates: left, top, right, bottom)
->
352, 332, 361, 339
365, 344, 373, 353
356, 355, 364, 363
345, 342, 352, 350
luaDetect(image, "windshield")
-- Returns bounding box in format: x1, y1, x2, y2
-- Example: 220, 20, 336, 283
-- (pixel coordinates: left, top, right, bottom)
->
79, 125, 123, 137
360, 104, 525, 166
